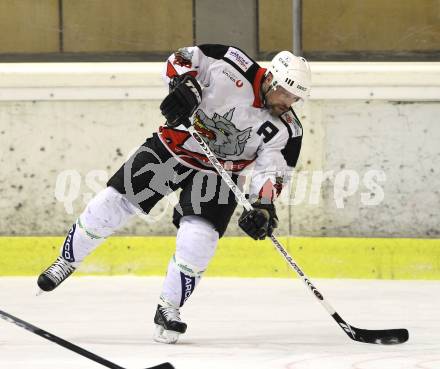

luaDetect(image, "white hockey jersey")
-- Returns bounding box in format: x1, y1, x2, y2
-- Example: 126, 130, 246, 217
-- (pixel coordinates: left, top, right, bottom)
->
158, 44, 303, 201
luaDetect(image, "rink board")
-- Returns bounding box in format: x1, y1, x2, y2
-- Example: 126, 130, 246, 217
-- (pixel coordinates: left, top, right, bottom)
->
0, 236, 439, 279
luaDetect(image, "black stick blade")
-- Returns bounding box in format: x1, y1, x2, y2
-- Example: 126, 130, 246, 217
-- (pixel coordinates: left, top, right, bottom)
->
145, 363, 175, 369
352, 327, 409, 345
333, 313, 408, 345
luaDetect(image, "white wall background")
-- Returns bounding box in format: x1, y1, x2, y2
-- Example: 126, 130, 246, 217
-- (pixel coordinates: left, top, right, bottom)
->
0, 62, 439, 237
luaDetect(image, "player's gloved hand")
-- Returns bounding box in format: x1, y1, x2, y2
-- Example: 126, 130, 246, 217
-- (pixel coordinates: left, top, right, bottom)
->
238, 200, 278, 240
160, 74, 202, 128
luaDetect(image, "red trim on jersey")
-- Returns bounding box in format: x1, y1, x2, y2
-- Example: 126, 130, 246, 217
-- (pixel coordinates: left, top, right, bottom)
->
166, 61, 198, 80
166, 61, 178, 79
258, 178, 283, 202
252, 67, 267, 108
159, 126, 254, 172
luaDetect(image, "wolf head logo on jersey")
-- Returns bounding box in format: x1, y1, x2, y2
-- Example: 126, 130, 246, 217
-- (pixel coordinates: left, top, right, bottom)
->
194, 108, 252, 158
173, 47, 194, 68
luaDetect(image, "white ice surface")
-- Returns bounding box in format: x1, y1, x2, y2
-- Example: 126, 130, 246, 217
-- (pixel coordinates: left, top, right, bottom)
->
0, 277, 438, 369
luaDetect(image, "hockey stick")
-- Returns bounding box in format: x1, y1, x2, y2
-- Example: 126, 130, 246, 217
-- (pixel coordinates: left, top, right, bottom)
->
0, 309, 174, 369
188, 125, 409, 345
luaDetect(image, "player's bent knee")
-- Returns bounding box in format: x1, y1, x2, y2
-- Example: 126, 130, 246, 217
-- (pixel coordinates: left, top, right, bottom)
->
176, 215, 219, 270
79, 187, 137, 239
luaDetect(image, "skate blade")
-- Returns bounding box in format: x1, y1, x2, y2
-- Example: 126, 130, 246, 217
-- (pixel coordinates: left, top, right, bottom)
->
153, 324, 180, 344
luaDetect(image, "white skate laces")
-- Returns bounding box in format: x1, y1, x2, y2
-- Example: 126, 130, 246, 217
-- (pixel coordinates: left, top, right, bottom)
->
37, 256, 76, 293
45, 257, 75, 284
161, 306, 182, 322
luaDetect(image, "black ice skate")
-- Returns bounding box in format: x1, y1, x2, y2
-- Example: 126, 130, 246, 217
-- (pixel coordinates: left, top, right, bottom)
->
153, 304, 187, 344
37, 256, 76, 293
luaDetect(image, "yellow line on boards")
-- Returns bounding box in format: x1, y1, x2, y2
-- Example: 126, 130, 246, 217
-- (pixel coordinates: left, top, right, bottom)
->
0, 236, 439, 279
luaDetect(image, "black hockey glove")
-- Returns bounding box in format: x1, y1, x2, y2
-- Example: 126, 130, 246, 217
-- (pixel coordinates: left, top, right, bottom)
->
160, 74, 202, 128
238, 200, 279, 240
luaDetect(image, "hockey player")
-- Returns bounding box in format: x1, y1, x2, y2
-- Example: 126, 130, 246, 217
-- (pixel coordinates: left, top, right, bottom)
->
37, 45, 311, 344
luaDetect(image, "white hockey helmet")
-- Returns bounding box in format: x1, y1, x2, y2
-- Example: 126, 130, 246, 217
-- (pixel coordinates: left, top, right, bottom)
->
267, 51, 311, 104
